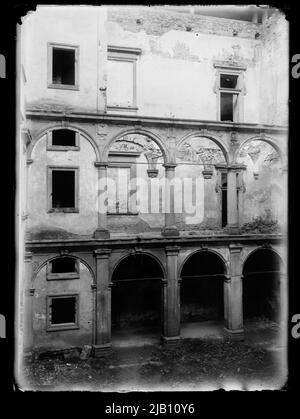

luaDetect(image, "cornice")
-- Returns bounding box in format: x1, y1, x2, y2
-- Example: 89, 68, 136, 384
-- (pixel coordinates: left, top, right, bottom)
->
26, 109, 288, 134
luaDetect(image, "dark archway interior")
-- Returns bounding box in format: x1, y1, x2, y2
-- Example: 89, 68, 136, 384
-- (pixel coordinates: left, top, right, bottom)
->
180, 251, 225, 323
243, 249, 281, 322
111, 253, 163, 331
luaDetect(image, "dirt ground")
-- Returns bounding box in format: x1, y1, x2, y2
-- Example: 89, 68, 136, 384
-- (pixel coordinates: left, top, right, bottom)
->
20, 321, 287, 391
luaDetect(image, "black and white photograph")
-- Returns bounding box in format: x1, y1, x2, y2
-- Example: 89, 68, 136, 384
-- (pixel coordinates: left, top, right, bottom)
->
7, 3, 295, 393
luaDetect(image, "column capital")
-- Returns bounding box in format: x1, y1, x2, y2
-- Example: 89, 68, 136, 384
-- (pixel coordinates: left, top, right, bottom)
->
94, 249, 111, 258
94, 161, 108, 168
224, 275, 231, 283
165, 246, 180, 256
227, 164, 247, 172
202, 169, 213, 179
163, 163, 177, 170
24, 252, 33, 262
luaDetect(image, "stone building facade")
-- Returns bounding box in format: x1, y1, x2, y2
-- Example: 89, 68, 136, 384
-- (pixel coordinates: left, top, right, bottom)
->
17, 6, 288, 355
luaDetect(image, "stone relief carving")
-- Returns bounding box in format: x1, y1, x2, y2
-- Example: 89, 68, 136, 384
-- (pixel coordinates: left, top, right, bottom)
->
177, 137, 226, 169
237, 140, 281, 179
110, 134, 163, 175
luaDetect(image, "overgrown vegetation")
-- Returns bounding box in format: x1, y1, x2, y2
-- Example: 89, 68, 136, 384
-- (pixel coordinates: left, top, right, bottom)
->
241, 210, 280, 234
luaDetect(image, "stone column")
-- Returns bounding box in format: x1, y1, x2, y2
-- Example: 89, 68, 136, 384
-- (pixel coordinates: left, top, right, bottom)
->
202, 169, 216, 225
281, 167, 288, 228
94, 162, 110, 239
23, 252, 34, 351
93, 249, 111, 355
162, 246, 180, 342
227, 167, 239, 232
278, 272, 288, 329
161, 164, 179, 236
224, 244, 244, 340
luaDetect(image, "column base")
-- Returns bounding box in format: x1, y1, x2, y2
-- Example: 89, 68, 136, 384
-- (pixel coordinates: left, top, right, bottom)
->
161, 226, 180, 237
224, 328, 244, 341
161, 335, 181, 345
93, 229, 110, 239
92, 343, 112, 357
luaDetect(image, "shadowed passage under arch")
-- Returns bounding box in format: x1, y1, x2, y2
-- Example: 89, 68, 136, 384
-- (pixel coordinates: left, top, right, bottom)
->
180, 251, 225, 325
243, 248, 282, 323
111, 253, 164, 343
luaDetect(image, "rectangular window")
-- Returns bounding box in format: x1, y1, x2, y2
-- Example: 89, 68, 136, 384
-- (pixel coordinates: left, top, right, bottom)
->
47, 257, 79, 280
107, 46, 141, 110
47, 129, 79, 151
220, 74, 238, 89
47, 295, 79, 331
48, 43, 79, 90
214, 65, 245, 123
48, 167, 79, 212
220, 92, 238, 122
51, 258, 76, 273
53, 48, 75, 85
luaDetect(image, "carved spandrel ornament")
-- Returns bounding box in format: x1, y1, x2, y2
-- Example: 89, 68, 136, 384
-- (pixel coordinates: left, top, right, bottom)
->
110, 134, 163, 176
111, 134, 161, 155
177, 137, 226, 168
237, 140, 281, 179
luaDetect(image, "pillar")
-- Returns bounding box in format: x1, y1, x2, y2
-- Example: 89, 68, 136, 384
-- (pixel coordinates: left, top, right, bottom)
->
94, 162, 110, 239
279, 272, 288, 329
162, 246, 181, 342
23, 252, 34, 351
224, 244, 244, 340
93, 249, 111, 355
202, 169, 216, 225
227, 168, 239, 233
281, 167, 288, 228
161, 164, 179, 236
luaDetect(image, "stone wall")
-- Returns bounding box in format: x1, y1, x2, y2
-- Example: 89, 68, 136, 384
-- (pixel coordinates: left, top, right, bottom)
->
107, 6, 259, 39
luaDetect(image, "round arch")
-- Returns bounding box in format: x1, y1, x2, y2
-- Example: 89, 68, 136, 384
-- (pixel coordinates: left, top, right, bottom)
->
32, 254, 96, 285
176, 132, 230, 165
234, 135, 286, 167
27, 125, 101, 161
241, 246, 285, 272
242, 246, 284, 323
111, 250, 166, 282
102, 128, 170, 164
179, 248, 228, 278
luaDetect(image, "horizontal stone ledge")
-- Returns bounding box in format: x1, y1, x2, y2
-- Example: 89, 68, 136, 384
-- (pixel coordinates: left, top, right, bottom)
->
25, 110, 288, 133
25, 234, 285, 250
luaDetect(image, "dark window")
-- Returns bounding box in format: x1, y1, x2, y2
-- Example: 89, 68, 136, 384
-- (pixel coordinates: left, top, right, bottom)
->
220, 93, 239, 122
221, 172, 227, 227
51, 258, 76, 274
220, 74, 238, 89
52, 130, 76, 147
220, 93, 233, 121
52, 48, 75, 85
52, 170, 75, 209
50, 296, 76, 325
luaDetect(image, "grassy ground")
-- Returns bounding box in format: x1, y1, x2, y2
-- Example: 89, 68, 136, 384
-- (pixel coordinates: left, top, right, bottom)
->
21, 333, 285, 391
